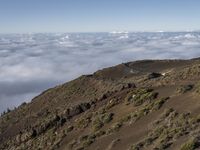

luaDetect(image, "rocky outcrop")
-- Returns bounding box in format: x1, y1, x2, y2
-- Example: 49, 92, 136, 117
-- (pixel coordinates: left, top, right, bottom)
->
66, 102, 91, 118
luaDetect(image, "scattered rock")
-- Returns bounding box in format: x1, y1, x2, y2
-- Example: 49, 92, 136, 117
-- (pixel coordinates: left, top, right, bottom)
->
147, 72, 162, 79
79, 103, 91, 112
66, 102, 91, 118
176, 84, 193, 94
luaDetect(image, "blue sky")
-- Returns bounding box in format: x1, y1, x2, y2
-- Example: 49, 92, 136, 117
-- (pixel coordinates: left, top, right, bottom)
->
0, 0, 200, 33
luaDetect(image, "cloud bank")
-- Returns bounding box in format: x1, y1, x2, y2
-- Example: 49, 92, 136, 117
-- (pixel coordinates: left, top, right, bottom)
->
1, 32, 200, 112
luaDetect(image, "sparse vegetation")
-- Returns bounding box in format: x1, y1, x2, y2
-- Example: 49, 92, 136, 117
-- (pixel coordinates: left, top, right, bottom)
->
81, 134, 96, 147
194, 82, 200, 95
94, 130, 106, 137
129, 108, 200, 150
152, 97, 169, 110
92, 112, 114, 131
2, 60, 200, 150
125, 88, 158, 106
92, 117, 104, 132
106, 122, 123, 135
180, 137, 200, 150
76, 113, 92, 129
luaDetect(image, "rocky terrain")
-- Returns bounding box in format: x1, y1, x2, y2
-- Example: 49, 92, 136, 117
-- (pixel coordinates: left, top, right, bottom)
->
1, 58, 200, 150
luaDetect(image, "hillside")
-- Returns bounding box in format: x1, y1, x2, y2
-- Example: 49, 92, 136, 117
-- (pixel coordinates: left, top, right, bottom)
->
1, 58, 200, 150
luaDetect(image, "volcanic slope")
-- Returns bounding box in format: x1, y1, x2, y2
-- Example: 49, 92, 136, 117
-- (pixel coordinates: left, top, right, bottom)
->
1, 58, 200, 150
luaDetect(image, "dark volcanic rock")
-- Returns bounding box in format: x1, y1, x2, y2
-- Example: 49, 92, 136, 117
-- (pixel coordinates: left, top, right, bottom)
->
68, 105, 83, 117
147, 72, 162, 79
79, 103, 91, 111
66, 102, 91, 118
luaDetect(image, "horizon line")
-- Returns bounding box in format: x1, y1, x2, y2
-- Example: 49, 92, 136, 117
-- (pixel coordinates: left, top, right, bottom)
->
1, 30, 200, 34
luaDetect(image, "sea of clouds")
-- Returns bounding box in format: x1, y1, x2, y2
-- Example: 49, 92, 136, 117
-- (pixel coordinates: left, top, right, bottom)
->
1, 32, 200, 112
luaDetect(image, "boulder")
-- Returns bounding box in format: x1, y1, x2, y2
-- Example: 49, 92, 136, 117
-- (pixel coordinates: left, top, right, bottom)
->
79, 103, 91, 111
68, 102, 91, 118
147, 72, 162, 79
68, 105, 83, 117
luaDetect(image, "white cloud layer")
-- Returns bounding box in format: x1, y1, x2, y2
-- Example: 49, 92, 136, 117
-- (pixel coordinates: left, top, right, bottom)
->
1, 32, 200, 112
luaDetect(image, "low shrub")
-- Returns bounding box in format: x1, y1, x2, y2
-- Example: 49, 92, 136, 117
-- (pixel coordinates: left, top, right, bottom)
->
76, 116, 91, 129
101, 113, 114, 123
125, 88, 158, 106
92, 113, 114, 131
180, 138, 198, 150
106, 122, 122, 135
94, 130, 106, 137
152, 97, 169, 110
92, 118, 104, 132
80, 134, 96, 148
